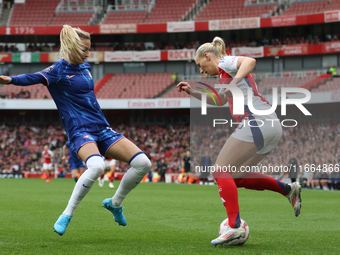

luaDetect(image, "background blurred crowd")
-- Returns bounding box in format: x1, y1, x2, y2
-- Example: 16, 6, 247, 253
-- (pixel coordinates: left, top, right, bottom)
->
1, 120, 339, 189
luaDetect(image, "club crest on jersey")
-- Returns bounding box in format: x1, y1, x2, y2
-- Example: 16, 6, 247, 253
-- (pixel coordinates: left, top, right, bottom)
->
88, 72, 92, 79
82, 134, 90, 139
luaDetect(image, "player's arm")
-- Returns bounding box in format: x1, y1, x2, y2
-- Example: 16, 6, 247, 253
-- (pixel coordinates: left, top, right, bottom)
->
0, 73, 47, 86
176, 81, 228, 106
230, 56, 256, 86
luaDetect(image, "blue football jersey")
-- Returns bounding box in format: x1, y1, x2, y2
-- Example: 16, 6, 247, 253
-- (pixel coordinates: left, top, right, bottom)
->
10, 59, 110, 140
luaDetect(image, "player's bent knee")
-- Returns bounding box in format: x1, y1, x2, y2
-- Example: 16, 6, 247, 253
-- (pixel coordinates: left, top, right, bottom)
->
86, 155, 105, 179
130, 153, 151, 175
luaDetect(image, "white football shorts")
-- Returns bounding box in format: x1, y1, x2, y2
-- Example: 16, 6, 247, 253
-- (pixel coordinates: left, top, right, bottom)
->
43, 163, 54, 170
104, 159, 116, 169
231, 117, 282, 155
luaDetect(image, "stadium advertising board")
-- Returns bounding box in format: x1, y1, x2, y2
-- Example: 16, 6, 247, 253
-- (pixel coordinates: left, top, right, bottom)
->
209, 17, 260, 30
264, 44, 309, 56
0, 53, 11, 62
104, 51, 160, 62
133, 50, 161, 61
105, 51, 133, 62
167, 21, 195, 32
324, 10, 340, 22
100, 24, 137, 34
268, 15, 297, 26
231, 47, 264, 58
323, 41, 340, 53
168, 49, 195, 61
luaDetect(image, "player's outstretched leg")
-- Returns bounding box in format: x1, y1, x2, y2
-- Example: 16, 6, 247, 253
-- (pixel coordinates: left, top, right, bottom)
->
54, 214, 73, 236
102, 198, 126, 226
54, 155, 105, 235
211, 219, 246, 246
285, 182, 302, 217
103, 152, 151, 226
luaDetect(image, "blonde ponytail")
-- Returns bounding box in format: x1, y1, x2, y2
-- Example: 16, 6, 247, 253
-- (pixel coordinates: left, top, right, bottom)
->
59, 25, 91, 63
195, 36, 227, 60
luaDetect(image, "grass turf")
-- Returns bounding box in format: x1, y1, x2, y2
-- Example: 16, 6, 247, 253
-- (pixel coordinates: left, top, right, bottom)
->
0, 178, 339, 255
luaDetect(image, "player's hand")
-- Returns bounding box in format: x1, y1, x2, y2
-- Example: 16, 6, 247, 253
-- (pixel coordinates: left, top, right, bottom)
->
224, 88, 232, 99
0, 76, 12, 84
62, 156, 66, 161
176, 82, 191, 94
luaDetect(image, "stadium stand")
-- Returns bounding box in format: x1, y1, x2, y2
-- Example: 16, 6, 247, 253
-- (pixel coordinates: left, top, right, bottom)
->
0, 123, 189, 174
2, 118, 339, 183
195, 0, 279, 21
257, 76, 318, 94
50, 12, 95, 26
311, 78, 340, 92
94, 72, 177, 99
0, 81, 51, 99
164, 85, 191, 98
143, 0, 197, 23
281, 0, 339, 15
57, 0, 96, 12
9, 0, 60, 26
102, 11, 148, 24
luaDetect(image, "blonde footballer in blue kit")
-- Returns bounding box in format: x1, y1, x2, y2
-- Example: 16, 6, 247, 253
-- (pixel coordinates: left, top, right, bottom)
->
0, 25, 151, 236
177, 36, 302, 246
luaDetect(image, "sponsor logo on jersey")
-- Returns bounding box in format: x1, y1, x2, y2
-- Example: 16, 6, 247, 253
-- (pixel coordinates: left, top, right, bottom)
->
88, 72, 92, 79
67, 75, 75, 79
42, 65, 56, 73
82, 134, 90, 139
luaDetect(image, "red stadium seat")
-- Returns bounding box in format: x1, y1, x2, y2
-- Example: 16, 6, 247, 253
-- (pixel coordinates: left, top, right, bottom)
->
95, 73, 177, 99
9, 0, 60, 26
195, 0, 278, 21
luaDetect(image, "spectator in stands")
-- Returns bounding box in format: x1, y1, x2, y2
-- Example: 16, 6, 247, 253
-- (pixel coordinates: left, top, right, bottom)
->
0, 25, 151, 236
177, 36, 301, 246
42, 44, 50, 52
328, 66, 337, 76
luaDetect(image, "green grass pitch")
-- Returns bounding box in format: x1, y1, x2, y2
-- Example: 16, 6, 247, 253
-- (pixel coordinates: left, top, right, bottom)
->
0, 178, 339, 255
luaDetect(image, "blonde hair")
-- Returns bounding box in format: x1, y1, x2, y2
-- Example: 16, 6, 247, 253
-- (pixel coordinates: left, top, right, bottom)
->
195, 36, 226, 60
59, 25, 91, 63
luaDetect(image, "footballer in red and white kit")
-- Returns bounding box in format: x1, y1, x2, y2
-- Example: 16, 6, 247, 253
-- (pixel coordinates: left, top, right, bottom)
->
218, 55, 282, 155
42, 144, 54, 183
176, 37, 301, 246
98, 158, 116, 188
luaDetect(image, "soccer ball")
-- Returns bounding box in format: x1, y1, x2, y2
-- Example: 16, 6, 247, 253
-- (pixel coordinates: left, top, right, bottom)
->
218, 218, 250, 246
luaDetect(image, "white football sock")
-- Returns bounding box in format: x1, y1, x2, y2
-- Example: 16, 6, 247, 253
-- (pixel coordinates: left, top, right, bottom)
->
63, 155, 104, 216
111, 153, 151, 207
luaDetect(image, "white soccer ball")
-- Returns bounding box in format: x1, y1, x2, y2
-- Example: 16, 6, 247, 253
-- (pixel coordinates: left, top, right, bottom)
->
218, 218, 250, 246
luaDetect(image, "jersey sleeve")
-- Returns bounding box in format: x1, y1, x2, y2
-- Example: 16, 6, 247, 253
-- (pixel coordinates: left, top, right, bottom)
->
218, 56, 239, 76
9, 73, 48, 86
